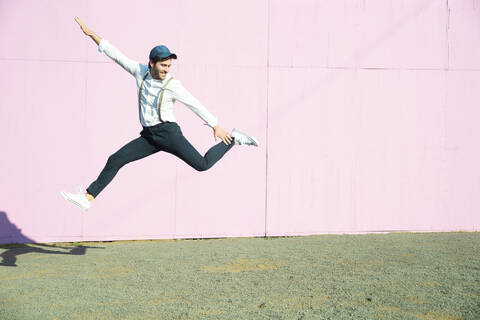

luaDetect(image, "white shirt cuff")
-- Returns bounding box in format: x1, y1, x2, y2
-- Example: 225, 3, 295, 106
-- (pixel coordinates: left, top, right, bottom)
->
98, 39, 110, 53
205, 117, 219, 128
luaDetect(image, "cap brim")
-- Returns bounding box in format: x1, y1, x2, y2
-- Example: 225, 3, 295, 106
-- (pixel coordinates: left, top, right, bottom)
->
150, 53, 178, 61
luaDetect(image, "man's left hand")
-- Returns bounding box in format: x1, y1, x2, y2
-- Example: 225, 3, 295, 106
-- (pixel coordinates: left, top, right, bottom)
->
213, 126, 233, 145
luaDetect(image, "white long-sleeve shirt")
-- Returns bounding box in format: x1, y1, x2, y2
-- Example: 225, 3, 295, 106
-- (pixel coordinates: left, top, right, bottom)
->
98, 40, 218, 128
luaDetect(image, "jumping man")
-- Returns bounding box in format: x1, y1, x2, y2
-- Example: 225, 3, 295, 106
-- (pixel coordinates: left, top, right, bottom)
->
61, 17, 258, 211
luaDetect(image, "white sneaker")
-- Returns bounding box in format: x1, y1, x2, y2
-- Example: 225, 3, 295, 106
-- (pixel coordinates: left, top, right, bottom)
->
60, 185, 91, 211
232, 128, 259, 147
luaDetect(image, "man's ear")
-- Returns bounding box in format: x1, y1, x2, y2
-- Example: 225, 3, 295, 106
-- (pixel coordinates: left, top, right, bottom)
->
149, 60, 153, 69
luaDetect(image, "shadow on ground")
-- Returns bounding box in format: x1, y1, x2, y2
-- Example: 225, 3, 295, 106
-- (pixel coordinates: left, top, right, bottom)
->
0, 210, 103, 267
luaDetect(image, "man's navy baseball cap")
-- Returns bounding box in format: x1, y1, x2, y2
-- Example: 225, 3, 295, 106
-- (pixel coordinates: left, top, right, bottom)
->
149, 45, 177, 60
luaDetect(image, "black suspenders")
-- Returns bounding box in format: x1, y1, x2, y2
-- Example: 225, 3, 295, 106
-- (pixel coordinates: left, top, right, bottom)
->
138, 72, 174, 123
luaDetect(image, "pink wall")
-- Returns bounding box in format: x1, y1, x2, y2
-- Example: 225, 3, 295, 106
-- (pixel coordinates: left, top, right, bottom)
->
1, 0, 479, 244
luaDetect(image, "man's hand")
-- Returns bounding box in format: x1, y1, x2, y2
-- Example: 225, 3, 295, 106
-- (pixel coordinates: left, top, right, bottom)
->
213, 126, 233, 145
75, 17, 91, 36
75, 17, 101, 45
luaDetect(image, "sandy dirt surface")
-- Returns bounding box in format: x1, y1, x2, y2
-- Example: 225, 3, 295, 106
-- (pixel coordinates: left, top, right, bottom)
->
1, 232, 479, 319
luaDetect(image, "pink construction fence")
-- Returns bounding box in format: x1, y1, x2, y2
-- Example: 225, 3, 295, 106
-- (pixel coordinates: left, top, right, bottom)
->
1, 0, 479, 243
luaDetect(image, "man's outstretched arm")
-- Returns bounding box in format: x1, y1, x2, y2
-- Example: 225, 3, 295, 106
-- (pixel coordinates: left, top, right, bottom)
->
75, 17, 101, 45
74, 17, 140, 76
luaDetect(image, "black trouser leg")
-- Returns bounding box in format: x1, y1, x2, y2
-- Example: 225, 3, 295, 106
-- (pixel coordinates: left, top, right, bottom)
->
164, 133, 235, 171
86, 122, 234, 198
86, 136, 159, 198
143, 122, 235, 172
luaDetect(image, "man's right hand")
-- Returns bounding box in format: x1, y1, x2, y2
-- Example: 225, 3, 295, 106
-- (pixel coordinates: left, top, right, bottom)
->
75, 17, 101, 45
75, 17, 91, 36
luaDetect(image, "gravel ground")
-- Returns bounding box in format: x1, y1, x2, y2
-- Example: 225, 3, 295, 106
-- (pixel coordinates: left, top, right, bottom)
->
0, 232, 479, 320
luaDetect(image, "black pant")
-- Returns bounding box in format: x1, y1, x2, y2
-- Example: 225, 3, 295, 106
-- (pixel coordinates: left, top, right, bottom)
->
86, 122, 234, 198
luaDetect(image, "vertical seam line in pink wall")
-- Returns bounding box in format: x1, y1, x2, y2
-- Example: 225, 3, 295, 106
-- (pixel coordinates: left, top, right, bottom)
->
446, 0, 450, 69
264, 0, 270, 238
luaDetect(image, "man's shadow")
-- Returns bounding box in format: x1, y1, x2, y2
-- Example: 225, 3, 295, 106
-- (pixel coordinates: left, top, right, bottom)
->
0, 211, 103, 267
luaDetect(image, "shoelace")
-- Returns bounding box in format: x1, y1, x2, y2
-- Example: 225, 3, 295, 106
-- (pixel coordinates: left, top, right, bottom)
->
237, 133, 250, 145
232, 130, 245, 144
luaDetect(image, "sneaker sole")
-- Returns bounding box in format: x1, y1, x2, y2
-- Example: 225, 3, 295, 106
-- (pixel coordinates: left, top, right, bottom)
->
244, 133, 259, 147
250, 135, 259, 147
60, 191, 89, 211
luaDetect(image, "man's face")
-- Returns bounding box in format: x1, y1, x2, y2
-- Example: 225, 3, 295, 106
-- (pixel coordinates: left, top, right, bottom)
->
150, 58, 172, 80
